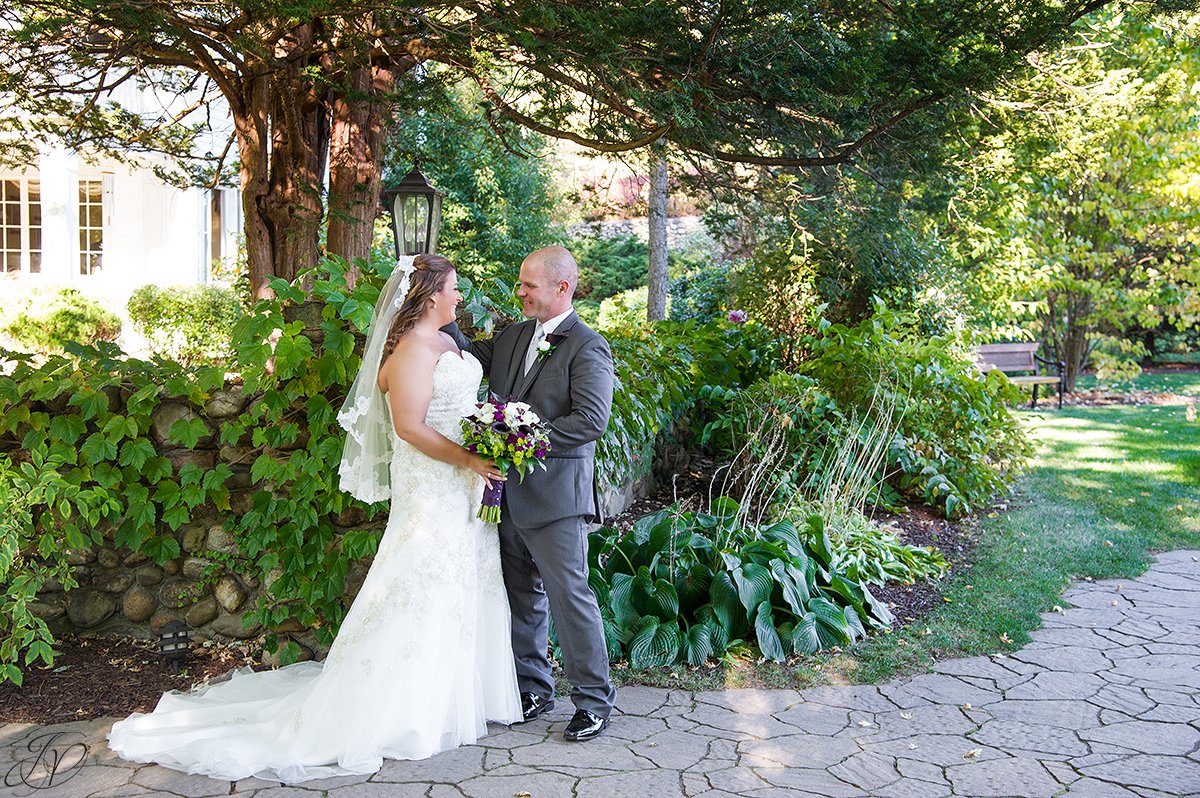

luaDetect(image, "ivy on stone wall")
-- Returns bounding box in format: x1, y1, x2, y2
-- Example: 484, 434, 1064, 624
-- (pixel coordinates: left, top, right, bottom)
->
0, 343, 233, 682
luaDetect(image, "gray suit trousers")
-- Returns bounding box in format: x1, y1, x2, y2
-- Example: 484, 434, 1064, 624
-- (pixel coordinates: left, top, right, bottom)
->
498, 510, 615, 718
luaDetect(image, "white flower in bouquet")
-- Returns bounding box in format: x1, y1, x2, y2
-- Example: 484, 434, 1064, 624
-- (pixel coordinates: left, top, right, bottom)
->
476, 402, 497, 422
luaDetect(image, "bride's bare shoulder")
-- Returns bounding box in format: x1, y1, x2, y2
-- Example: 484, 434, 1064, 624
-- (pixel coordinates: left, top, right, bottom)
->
378, 334, 442, 391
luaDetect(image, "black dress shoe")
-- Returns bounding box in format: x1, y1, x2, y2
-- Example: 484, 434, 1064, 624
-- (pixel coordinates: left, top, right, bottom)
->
563, 709, 609, 741
518, 692, 555, 722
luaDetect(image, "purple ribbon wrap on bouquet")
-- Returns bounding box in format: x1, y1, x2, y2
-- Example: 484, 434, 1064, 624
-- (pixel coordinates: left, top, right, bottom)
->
479, 479, 504, 524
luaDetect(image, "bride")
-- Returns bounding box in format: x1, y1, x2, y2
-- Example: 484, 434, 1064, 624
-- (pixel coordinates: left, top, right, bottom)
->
108, 254, 523, 783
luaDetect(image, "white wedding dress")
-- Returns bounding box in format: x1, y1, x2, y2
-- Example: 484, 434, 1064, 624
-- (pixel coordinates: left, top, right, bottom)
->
108, 351, 522, 783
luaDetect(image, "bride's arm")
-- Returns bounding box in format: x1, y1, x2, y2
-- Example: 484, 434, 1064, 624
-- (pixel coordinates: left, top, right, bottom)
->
380, 342, 504, 486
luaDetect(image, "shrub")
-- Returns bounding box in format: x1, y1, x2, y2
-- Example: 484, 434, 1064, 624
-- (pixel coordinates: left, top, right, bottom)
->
574, 233, 649, 301
669, 260, 731, 323
596, 286, 655, 332
585, 500, 894, 667
801, 301, 1032, 516
699, 371, 844, 499
727, 248, 823, 369
602, 331, 693, 488
601, 319, 781, 489
4, 288, 121, 354
127, 284, 243, 365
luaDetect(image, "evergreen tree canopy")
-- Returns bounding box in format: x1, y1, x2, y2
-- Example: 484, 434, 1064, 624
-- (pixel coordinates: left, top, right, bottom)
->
3, 0, 1192, 296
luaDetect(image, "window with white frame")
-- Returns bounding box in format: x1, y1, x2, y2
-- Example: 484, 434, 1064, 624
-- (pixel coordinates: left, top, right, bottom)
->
79, 179, 104, 275
1, 177, 42, 274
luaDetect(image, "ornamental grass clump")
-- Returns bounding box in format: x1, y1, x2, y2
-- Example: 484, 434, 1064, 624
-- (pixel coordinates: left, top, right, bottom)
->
704, 378, 949, 588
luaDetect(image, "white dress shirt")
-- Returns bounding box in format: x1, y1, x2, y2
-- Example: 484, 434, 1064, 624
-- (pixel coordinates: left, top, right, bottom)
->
523, 307, 574, 375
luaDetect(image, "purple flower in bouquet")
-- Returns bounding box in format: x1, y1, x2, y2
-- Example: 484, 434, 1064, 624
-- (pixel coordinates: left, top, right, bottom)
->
727, 309, 748, 324
461, 399, 551, 523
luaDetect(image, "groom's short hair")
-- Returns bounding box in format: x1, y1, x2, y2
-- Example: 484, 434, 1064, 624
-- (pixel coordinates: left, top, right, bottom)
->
530, 246, 579, 292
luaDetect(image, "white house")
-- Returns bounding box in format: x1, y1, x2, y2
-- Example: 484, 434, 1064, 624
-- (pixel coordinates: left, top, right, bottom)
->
1, 80, 242, 337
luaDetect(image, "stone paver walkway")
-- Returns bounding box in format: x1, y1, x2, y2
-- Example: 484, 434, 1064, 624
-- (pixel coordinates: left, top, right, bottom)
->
3, 551, 1199, 798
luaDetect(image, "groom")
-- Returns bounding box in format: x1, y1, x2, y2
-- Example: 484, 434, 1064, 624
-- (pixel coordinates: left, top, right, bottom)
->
446, 245, 616, 741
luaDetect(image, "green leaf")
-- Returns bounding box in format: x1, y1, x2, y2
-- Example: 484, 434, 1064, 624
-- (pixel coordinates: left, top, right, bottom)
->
804, 514, 834, 569
630, 568, 679, 622
143, 535, 181, 563
80, 432, 117, 465
731, 561, 773, 615
709, 571, 743, 636
769, 558, 811, 615
67, 389, 109, 420
675, 563, 713, 613
694, 605, 730, 656
628, 617, 683, 668
683, 623, 714, 666
169, 418, 209, 449
48, 414, 86, 445
2, 663, 23, 687
788, 612, 822, 655
609, 572, 639, 628
118, 438, 156, 470
125, 384, 160, 415
142, 456, 172, 484
600, 611, 625, 660
754, 601, 787, 661
101, 414, 136, 444
808, 596, 852, 648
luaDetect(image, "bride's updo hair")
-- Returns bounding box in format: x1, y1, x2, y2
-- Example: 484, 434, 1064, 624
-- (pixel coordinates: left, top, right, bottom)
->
380, 253, 456, 368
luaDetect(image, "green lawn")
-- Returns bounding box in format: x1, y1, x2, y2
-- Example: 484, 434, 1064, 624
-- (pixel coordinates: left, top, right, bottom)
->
842, 396, 1200, 683
614, 380, 1200, 691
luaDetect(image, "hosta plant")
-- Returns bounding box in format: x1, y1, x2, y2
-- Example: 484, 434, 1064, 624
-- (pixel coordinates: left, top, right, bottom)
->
586, 497, 893, 668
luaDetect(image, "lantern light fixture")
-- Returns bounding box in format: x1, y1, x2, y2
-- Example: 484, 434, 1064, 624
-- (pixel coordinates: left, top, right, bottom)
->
382, 163, 444, 257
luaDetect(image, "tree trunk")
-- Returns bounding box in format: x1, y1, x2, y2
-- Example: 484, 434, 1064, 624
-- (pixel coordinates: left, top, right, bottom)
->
234, 73, 276, 301
647, 158, 669, 322
230, 28, 330, 299
327, 64, 397, 286
1046, 286, 1092, 393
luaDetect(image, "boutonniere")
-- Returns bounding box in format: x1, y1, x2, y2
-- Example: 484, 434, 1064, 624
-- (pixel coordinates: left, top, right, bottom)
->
536, 332, 567, 363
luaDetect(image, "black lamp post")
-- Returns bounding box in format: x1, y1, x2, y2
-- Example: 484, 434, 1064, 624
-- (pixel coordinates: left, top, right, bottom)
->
382, 164, 444, 257
158, 620, 190, 671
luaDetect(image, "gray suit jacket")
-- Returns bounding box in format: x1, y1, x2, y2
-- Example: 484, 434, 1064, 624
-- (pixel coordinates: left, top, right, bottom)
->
447, 312, 614, 528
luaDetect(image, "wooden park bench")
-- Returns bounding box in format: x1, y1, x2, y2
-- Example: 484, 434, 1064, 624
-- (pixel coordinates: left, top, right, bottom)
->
976, 342, 1065, 408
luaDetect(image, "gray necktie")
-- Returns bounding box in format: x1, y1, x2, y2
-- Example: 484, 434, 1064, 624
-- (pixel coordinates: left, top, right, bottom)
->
524, 325, 545, 375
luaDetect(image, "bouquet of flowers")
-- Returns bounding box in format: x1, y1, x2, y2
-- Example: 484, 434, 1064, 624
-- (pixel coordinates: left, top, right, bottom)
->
461, 399, 551, 523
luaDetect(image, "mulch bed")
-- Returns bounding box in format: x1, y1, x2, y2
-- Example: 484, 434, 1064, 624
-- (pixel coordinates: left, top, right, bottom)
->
0, 636, 261, 725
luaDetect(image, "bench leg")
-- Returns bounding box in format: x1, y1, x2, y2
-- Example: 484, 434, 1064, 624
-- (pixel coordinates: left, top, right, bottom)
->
1032, 384, 1039, 409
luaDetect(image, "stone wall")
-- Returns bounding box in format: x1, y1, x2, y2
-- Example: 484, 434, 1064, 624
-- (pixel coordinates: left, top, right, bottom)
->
571, 215, 713, 250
